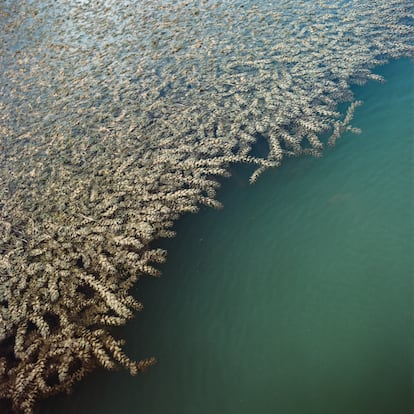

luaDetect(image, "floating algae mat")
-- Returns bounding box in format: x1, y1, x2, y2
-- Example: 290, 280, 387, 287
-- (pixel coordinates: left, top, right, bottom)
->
41, 59, 413, 414
0, 1, 413, 413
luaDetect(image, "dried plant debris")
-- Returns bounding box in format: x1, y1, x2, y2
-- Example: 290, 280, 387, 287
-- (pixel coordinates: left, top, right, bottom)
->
0, 0, 413, 412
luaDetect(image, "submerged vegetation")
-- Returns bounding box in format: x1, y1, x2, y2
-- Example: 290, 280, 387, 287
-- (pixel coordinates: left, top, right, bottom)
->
0, 0, 413, 412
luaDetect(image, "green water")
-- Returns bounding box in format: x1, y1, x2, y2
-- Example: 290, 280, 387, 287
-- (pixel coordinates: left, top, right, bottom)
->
41, 59, 413, 414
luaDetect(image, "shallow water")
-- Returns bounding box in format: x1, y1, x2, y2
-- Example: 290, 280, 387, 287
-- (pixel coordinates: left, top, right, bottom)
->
39, 58, 413, 414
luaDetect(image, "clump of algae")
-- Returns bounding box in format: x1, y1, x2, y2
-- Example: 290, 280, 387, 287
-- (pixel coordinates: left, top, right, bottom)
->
0, 0, 412, 412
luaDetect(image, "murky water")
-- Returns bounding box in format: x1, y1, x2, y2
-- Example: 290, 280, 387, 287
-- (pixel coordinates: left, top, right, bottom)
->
40, 59, 413, 414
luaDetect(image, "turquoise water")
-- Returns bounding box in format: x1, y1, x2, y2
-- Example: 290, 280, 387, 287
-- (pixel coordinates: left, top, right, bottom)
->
40, 59, 413, 414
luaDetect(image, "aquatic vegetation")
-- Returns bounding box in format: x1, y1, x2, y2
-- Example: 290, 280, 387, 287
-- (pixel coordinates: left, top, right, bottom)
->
0, 0, 413, 412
